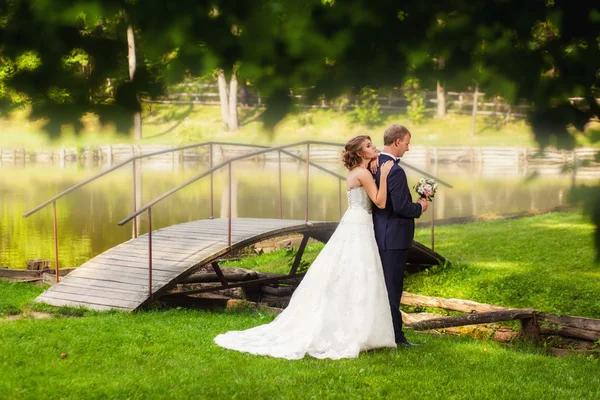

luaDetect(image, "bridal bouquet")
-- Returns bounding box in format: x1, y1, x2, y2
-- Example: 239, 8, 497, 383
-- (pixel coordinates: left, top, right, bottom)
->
413, 178, 438, 201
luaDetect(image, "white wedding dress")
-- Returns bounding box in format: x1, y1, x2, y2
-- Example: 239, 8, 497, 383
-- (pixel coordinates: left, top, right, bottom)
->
214, 186, 396, 359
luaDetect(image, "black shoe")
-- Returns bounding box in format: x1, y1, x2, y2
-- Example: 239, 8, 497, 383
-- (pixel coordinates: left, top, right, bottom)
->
397, 339, 420, 347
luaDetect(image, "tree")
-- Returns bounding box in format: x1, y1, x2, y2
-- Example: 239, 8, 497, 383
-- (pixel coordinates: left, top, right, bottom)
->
2, 0, 599, 253
126, 23, 142, 140
217, 68, 239, 131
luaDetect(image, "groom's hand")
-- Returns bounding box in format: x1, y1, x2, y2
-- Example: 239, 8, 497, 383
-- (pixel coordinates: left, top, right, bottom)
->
417, 198, 428, 213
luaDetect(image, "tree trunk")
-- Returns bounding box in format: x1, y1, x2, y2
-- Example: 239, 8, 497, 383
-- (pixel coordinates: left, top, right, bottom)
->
228, 73, 239, 131
436, 80, 446, 118
127, 24, 142, 140
217, 70, 230, 131
470, 84, 479, 137
240, 80, 249, 106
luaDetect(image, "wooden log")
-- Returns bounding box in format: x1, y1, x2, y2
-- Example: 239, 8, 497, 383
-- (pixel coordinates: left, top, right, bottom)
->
401, 292, 508, 313
261, 285, 295, 296
181, 271, 259, 284
540, 326, 600, 342
0, 269, 43, 279
520, 316, 541, 342
260, 294, 291, 308
226, 299, 283, 314
408, 309, 535, 331
26, 259, 51, 270
538, 312, 600, 333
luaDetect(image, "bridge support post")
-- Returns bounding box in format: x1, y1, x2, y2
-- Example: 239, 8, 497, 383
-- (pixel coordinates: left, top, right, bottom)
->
290, 234, 310, 275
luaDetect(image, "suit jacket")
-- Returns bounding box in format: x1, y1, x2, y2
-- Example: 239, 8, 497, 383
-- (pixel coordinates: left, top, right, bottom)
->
372, 154, 422, 250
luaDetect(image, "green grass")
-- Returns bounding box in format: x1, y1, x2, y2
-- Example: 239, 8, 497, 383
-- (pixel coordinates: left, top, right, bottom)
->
224, 211, 600, 318
0, 281, 45, 317
411, 211, 600, 318
1, 211, 600, 399
0, 103, 560, 149
1, 308, 599, 399
222, 244, 325, 275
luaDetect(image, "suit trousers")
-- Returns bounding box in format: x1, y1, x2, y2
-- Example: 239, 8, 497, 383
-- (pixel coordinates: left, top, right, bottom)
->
379, 248, 408, 343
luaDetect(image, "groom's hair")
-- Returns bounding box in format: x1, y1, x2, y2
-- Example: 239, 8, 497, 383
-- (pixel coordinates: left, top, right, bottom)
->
383, 124, 411, 145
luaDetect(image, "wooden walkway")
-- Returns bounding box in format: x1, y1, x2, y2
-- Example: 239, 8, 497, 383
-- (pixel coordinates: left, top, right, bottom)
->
34, 218, 337, 311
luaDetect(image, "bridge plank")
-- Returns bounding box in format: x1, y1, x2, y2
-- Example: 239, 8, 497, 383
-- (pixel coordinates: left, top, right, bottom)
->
38, 290, 140, 309
56, 276, 149, 292
68, 268, 170, 286
34, 297, 130, 311
84, 258, 178, 273
80, 262, 175, 278
46, 284, 148, 302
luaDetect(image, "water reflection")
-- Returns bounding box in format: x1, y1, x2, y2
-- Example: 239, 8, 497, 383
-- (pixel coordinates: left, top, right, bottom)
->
0, 158, 595, 269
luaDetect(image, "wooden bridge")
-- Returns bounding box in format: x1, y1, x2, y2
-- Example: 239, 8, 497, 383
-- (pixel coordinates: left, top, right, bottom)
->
34, 218, 444, 311
25, 141, 451, 312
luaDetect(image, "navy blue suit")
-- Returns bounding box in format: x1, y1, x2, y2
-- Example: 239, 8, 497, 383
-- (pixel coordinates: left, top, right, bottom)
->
373, 154, 422, 343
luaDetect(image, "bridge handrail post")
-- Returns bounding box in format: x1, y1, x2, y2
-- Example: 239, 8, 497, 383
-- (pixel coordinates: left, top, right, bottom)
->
228, 162, 232, 248
52, 201, 60, 283
209, 143, 214, 219
338, 178, 343, 220
278, 150, 283, 219
132, 159, 138, 238
148, 207, 153, 297
431, 200, 435, 252
305, 143, 310, 222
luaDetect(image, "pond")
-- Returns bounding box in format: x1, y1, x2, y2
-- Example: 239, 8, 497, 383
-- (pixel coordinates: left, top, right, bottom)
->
0, 156, 595, 269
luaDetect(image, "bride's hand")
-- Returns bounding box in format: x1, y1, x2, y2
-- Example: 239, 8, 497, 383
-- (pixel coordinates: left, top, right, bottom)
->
380, 160, 394, 178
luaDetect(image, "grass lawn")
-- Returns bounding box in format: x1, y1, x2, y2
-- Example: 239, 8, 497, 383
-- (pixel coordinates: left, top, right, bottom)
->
2, 103, 587, 150
1, 211, 600, 399
1, 307, 599, 399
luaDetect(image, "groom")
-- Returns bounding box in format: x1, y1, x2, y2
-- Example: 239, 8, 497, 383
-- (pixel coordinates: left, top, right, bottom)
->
372, 124, 428, 347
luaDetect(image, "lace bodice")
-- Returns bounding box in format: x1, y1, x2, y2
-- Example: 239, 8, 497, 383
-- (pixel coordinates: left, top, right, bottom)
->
347, 186, 372, 213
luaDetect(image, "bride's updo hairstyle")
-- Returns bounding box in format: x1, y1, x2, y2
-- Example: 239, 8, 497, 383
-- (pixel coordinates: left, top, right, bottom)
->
342, 135, 371, 170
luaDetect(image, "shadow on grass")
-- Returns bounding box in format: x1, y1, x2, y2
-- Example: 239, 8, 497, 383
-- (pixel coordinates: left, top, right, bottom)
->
144, 104, 194, 139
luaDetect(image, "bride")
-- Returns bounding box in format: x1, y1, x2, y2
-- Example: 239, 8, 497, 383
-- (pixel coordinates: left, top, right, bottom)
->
214, 135, 396, 359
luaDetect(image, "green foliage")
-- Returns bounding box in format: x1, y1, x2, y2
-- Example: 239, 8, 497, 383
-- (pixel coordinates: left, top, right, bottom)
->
350, 87, 382, 126
403, 78, 427, 124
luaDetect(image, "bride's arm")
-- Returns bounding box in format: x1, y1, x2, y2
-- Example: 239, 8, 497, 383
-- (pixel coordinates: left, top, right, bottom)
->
357, 162, 393, 209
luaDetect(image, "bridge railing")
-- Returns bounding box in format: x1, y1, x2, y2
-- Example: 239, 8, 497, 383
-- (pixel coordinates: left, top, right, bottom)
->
118, 140, 453, 297
22, 141, 273, 283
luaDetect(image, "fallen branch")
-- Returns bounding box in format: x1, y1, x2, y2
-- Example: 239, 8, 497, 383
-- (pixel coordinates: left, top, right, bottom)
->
538, 312, 600, 333
408, 309, 535, 331
401, 292, 507, 313
540, 325, 600, 342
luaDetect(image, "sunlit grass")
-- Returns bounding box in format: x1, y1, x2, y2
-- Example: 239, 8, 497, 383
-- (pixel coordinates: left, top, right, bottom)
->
1, 211, 599, 398
0, 281, 45, 316
411, 211, 599, 317
0, 104, 548, 149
